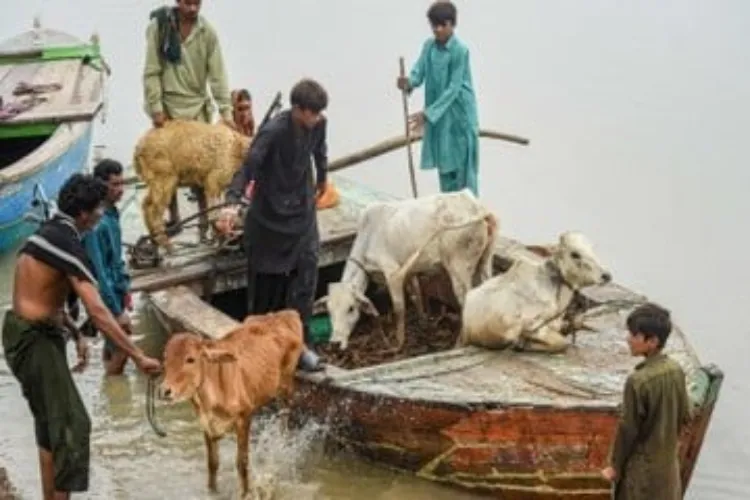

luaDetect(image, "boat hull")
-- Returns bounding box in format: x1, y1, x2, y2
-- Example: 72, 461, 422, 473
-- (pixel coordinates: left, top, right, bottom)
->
145, 280, 724, 500
139, 178, 723, 499
292, 364, 723, 499
0, 122, 93, 253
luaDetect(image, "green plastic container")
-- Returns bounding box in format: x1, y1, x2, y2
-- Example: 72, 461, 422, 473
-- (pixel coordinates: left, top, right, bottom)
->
308, 314, 332, 345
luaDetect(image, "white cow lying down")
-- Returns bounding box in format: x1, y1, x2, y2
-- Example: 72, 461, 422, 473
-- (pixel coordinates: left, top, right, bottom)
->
457, 231, 611, 353
315, 189, 498, 350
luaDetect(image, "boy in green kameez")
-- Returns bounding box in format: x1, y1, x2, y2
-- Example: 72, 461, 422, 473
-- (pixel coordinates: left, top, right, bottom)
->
397, 1, 480, 196
602, 303, 691, 500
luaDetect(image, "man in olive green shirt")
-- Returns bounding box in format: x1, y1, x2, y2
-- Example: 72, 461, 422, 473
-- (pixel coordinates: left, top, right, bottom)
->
142, 0, 233, 227
602, 303, 691, 500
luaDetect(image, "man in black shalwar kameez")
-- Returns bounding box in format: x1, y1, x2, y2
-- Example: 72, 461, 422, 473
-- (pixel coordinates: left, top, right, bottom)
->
219, 79, 329, 372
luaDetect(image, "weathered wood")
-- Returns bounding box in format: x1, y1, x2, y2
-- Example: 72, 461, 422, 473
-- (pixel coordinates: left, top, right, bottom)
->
292, 370, 715, 499
35, 60, 79, 105
0, 25, 106, 128
4, 60, 103, 125
149, 285, 238, 340
398, 57, 419, 198
293, 364, 719, 498
328, 129, 528, 174
0, 62, 40, 102
0, 65, 14, 84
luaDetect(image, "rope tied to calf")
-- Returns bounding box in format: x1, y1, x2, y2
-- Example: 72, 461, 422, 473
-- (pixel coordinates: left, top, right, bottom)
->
146, 374, 167, 438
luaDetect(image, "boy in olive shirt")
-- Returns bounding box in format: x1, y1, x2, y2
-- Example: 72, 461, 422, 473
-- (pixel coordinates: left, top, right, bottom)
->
602, 303, 691, 499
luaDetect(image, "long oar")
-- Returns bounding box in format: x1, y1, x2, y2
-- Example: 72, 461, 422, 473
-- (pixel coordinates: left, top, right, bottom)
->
123, 129, 530, 188
399, 57, 419, 198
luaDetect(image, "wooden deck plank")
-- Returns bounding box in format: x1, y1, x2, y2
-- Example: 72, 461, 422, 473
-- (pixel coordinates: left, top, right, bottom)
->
0, 59, 105, 126
5, 59, 105, 125
336, 307, 708, 408
0, 65, 14, 86
0, 62, 41, 103
149, 285, 238, 340
39, 62, 102, 118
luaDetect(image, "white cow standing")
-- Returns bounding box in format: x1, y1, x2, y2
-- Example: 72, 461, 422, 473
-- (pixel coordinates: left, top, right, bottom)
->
457, 231, 612, 353
315, 189, 498, 350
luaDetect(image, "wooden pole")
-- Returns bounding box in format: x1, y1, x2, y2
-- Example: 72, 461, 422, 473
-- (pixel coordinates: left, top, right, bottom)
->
326, 129, 529, 173
123, 128, 530, 188
399, 57, 419, 198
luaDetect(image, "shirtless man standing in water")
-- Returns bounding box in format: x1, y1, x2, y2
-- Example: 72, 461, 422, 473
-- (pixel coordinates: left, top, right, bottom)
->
2, 173, 161, 499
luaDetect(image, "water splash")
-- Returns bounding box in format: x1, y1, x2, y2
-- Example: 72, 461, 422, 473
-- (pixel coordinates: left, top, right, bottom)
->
248, 411, 327, 500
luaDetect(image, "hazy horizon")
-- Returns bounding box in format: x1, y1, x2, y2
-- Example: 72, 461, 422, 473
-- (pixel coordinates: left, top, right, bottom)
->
1, 1, 749, 498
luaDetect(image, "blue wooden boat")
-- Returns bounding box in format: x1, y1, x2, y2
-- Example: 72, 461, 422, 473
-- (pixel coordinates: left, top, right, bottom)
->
0, 18, 109, 253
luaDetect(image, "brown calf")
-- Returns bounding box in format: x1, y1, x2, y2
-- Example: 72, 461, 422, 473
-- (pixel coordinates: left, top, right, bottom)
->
159, 309, 304, 496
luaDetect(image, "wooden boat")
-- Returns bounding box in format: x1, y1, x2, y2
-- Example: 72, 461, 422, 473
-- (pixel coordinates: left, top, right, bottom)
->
138, 175, 723, 499
0, 18, 108, 253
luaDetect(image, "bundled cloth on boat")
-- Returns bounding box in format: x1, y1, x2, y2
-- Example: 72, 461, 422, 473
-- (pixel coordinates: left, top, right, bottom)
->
0, 95, 46, 122
13, 81, 63, 96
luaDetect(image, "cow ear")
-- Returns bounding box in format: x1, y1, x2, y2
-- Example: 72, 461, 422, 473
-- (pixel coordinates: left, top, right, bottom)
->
355, 292, 379, 317
202, 347, 236, 363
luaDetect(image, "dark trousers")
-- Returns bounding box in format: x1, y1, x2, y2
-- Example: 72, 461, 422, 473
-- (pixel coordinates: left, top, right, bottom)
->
246, 246, 318, 344
2, 311, 91, 492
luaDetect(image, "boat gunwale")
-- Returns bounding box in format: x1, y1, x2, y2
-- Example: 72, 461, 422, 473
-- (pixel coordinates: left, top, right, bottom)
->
0, 27, 91, 58
0, 122, 89, 185
145, 276, 719, 411
295, 361, 723, 413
